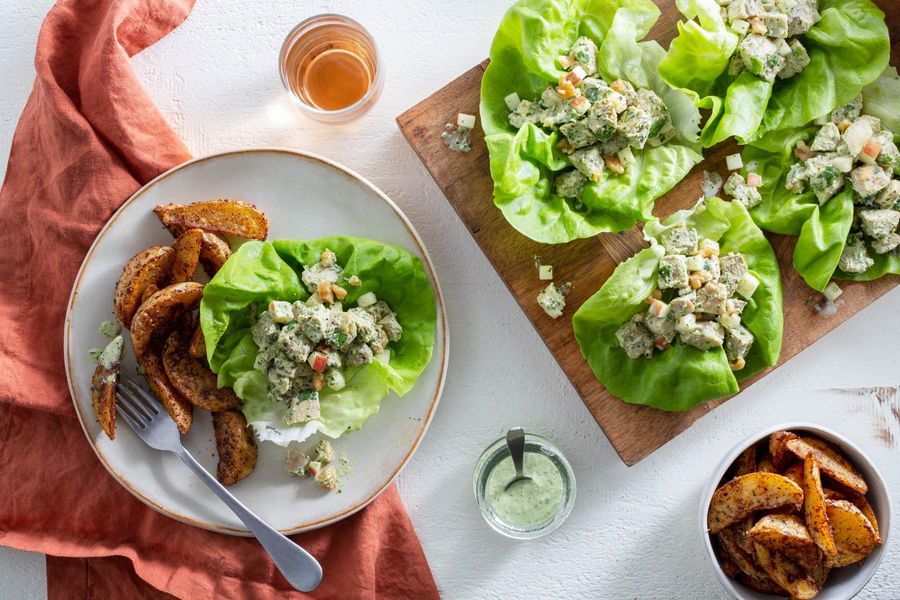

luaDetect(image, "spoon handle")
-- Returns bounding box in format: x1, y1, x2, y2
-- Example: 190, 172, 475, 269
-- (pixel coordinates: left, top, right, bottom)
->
507, 427, 527, 478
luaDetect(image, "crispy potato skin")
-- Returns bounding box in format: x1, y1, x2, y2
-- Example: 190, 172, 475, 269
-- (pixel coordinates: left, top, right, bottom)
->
803, 455, 838, 558
130, 282, 204, 357
213, 409, 258, 485
188, 325, 206, 359
114, 246, 175, 328
769, 431, 799, 471
738, 572, 785, 595
139, 351, 193, 434
154, 199, 268, 241
753, 543, 819, 600
787, 437, 868, 495
732, 446, 757, 478
826, 499, 877, 567
749, 514, 821, 571
199, 231, 231, 275
718, 522, 768, 580
162, 331, 240, 411
168, 228, 203, 284
708, 473, 803, 533
841, 490, 881, 545
91, 360, 120, 440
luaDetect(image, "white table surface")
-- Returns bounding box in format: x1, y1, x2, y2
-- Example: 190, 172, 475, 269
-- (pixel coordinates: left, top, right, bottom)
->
1, 1, 898, 598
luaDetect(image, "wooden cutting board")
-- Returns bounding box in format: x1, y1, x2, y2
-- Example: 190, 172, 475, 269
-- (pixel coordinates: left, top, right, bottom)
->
397, 2, 899, 465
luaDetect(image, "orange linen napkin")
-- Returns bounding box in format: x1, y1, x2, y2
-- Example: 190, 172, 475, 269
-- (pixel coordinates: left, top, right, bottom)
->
0, 1, 439, 598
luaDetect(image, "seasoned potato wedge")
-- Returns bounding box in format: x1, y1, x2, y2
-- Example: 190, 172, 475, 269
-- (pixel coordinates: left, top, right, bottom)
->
708, 473, 803, 533
757, 455, 776, 473
769, 430, 799, 471
138, 351, 193, 434
91, 335, 123, 440
162, 331, 240, 411
749, 514, 821, 571
826, 499, 877, 567
113, 246, 175, 328
154, 199, 268, 240
786, 436, 868, 495
733, 446, 757, 478
199, 231, 232, 275
782, 461, 804, 487
803, 455, 837, 558
753, 543, 819, 600
130, 282, 204, 357
842, 490, 881, 545
718, 522, 767, 580
188, 325, 206, 359
213, 409, 258, 485
738, 573, 785, 595
168, 228, 203, 284
719, 553, 741, 578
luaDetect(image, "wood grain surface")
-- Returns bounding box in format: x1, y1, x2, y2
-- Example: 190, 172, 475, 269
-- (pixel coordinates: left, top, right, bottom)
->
397, 1, 898, 465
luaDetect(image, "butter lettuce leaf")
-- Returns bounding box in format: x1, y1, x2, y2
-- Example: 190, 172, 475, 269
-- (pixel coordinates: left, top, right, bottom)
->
573, 197, 783, 411
481, 0, 702, 243
747, 71, 900, 290
200, 238, 437, 446
660, 0, 890, 147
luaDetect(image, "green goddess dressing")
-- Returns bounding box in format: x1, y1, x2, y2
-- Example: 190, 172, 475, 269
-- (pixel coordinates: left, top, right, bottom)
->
486, 451, 564, 528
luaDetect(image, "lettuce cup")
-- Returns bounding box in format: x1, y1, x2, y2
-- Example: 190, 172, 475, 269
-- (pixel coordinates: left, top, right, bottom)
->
738, 67, 900, 291
573, 197, 783, 411
480, 0, 703, 244
200, 237, 437, 445
659, 0, 890, 148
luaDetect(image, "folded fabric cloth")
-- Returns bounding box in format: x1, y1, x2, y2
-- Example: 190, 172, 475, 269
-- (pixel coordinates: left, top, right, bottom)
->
0, 1, 438, 597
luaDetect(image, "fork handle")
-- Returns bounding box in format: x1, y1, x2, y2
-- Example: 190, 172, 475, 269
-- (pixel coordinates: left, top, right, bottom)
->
176, 448, 323, 592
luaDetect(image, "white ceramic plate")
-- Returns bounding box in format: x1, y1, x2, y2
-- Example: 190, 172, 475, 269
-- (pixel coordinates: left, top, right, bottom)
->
64, 149, 447, 535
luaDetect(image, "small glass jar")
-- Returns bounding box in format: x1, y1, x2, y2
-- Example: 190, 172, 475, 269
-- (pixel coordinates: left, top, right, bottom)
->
278, 14, 384, 123
473, 432, 576, 539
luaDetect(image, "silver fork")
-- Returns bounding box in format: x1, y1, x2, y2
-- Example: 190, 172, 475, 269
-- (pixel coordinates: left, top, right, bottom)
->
116, 377, 323, 592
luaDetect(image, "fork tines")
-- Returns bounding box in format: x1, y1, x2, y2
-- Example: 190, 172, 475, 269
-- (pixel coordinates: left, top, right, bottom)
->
116, 378, 162, 430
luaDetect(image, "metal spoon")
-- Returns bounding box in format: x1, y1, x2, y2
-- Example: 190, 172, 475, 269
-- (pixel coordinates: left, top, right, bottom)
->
504, 427, 533, 491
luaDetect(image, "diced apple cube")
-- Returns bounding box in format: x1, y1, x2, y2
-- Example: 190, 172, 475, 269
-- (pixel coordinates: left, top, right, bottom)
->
538, 265, 553, 280
859, 139, 882, 164
457, 113, 476, 129
570, 95, 590, 115
566, 66, 586, 86
736, 272, 759, 298
357, 291, 377, 307
504, 92, 521, 111
746, 172, 762, 187
823, 281, 843, 301
648, 299, 670, 319
725, 153, 743, 171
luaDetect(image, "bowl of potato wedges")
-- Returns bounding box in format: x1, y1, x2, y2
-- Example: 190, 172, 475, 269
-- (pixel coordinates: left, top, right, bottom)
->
701, 423, 890, 600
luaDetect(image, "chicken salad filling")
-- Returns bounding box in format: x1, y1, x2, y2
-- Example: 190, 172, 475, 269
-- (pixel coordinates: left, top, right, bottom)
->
505, 36, 676, 204
722, 0, 819, 82
781, 98, 899, 273
615, 226, 760, 371
250, 249, 403, 428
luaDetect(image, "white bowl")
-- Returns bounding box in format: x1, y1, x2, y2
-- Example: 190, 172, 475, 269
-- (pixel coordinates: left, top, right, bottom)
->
700, 422, 891, 600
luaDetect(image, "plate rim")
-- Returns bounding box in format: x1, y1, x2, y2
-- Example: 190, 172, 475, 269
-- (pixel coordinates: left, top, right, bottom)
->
63, 147, 449, 536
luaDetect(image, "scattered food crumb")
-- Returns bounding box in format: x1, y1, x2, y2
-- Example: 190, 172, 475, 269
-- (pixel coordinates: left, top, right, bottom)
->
814, 298, 845, 316
441, 113, 476, 153
701, 170, 723, 198
537, 282, 566, 319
